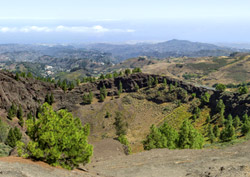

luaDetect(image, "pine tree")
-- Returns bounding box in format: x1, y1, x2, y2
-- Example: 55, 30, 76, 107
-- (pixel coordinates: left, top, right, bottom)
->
178, 119, 204, 149
242, 113, 249, 123
17, 105, 23, 120
201, 92, 211, 105
27, 72, 33, 78
216, 99, 225, 126
233, 116, 241, 129
213, 125, 220, 138
100, 94, 105, 102
99, 74, 105, 80
225, 114, 233, 127
18, 103, 93, 169
207, 124, 216, 143
143, 124, 166, 150
15, 73, 20, 81
117, 90, 121, 98
27, 112, 33, 120
113, 71, 118, 78
5, 128, 17, 148
169, 84, 173, 92
154, 77, 158, 86
125, 69, 131, 75
206, 115, 211, 124
119, 81, 123, 93
135, 83, 139, 92
241, 120, 250, 135
89, 91, 93, 103
113, 112, 127, 136
159, 122, 178, 149
19, 116, 24, 127
13, 127, 22, 141
147, 77, 153, 88
238, 86, 248, 94
163, 78, 167, 88
220, 119, 236, 142
45, 94, 51, 104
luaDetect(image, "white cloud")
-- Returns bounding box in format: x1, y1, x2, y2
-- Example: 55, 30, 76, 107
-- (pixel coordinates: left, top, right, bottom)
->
0, 25, 135, 33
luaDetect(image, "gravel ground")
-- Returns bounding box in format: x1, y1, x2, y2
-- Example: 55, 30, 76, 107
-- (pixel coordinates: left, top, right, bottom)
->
0, 140, 250, 177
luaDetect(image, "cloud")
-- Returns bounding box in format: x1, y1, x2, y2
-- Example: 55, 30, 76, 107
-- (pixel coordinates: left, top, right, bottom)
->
0, 25, 135, 33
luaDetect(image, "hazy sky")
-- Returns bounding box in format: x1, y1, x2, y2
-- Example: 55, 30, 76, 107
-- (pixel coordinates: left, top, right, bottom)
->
0, 0, 250, 43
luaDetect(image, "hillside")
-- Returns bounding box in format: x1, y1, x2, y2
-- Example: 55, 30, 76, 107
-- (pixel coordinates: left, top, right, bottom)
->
0, 70, 250, 177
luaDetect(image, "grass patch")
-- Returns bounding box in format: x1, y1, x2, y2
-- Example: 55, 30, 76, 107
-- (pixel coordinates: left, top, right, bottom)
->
160, 103, 192, 129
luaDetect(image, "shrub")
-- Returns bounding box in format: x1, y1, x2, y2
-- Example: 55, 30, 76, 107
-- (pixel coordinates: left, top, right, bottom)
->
83, 92, 93, 104
17, 103, 93, 170
0, 119, 9, 143
125, 69, 131, 75
201, 92, 211, 105
113, 112, 127, 136
215, 84, 226, 92
238, 86, 248, 94
118, 135, 131, 154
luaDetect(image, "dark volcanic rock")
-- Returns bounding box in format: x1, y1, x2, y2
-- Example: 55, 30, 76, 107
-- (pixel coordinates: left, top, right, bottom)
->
0, 70, 250, 118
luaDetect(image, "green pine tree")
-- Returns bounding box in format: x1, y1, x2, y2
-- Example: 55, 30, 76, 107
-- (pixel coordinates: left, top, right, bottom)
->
5, 128, 17, 148
163, 78, 167, 88
233, 116, 241, 129
213, 125, 220, 138
135, 83, 139, 92
17, 103, 93, 170
143, 124, 166, 150
159, 122, 178, 149
220, 119, 236, 142
207, 124, 215, 143
241, 120, 250, 135
119, 81, 123, 93
13, 127, 22, 141
178, 119, 204, 149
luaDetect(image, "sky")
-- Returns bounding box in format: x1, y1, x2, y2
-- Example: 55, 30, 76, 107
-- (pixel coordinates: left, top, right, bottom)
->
0, 0, 250, 44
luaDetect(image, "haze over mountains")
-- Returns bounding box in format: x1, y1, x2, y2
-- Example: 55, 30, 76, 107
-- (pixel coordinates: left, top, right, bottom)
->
0, 40, 247, 63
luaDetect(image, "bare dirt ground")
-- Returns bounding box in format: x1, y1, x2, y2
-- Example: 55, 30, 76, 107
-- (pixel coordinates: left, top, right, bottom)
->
0, 139, 250, 177
86, 139, 250, 177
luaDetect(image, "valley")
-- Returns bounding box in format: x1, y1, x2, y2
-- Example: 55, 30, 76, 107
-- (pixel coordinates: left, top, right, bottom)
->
0, 40, 250, 177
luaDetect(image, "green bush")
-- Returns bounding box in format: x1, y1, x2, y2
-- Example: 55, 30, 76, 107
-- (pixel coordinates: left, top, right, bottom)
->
215, 84, 226, 92
238, 86, 248, 94
17, 103, 93, 170
118, 135, 131, 154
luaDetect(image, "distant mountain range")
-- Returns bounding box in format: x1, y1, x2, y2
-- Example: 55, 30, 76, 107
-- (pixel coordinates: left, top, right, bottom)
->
0, 40, 248, 64
82, 39, 249, 61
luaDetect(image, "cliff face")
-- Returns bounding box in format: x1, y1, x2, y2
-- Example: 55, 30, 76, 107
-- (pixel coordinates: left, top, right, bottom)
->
0, 71, 249, 117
